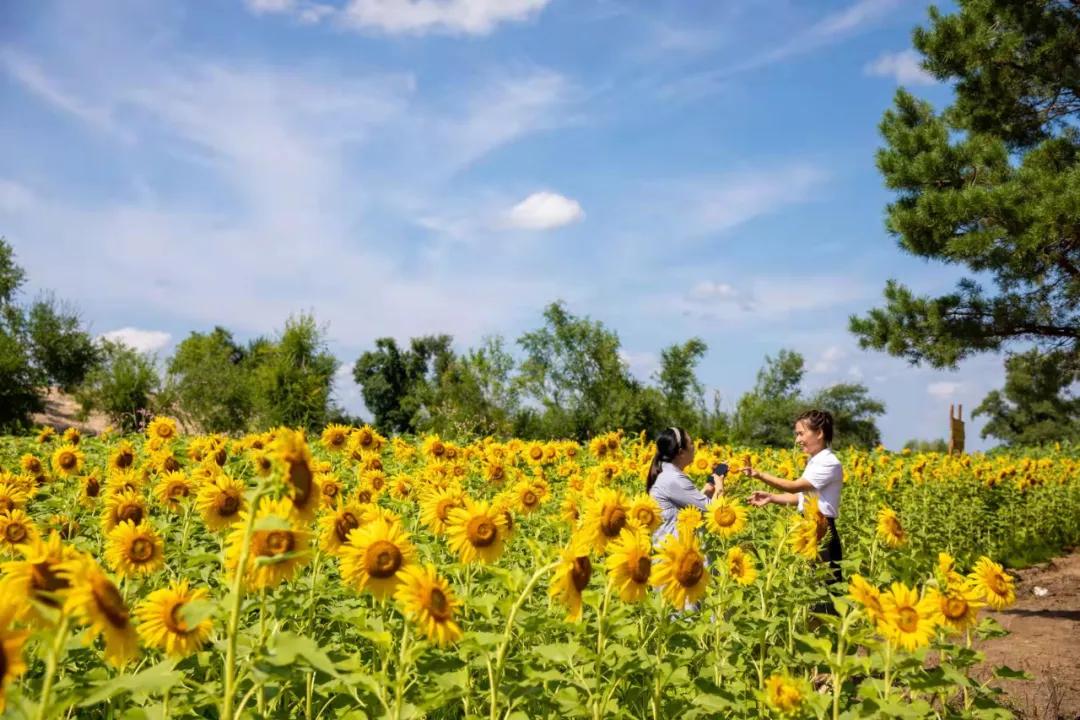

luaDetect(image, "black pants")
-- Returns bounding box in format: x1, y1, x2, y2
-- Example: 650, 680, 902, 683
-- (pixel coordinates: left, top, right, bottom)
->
813, 517, 843, 616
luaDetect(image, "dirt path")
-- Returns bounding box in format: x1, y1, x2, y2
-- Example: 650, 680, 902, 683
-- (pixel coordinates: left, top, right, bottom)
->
975, 550, 1080, 719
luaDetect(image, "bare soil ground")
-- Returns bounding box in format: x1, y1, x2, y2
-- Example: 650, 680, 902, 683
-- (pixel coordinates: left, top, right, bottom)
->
974, 550, 1080, 719
29, 387, 110, 434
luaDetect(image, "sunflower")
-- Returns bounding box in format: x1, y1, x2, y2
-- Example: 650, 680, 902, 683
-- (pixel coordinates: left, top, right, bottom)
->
725, 546, 757, 586
146, 416, 178, 443
339, 517, 416, 601
847, 574, 886, 624
150, 450, 182, 474
0, 485, 28, 514
318, 474, 343, 508
195, 474, 246, 532
59, 557, 139, 666
317, 501, 369, 555
484, 461, 509, 486
764, 674, 804, 715
422, 435, 447, 461
389, 475, 412, 501
675, 506, 703, 537
967, 556, 1015, 610
706, 496, 748, 538
0, 605, 29, 712
36, 427, 55, 444
581, 487, 629, 552
153, 472, 193, 513
226, 498, 310, 590
514, 478, 548, 514
135, 579, 214, 658
0, 510, 39, 556
19, 454, 43, 476
549, 535, 592, 622
105, 521, 165, 578
0, 532, 79, 625
651, 533, 709, 609
250, 450, 274, 478
49, 514, 80, 540
936, 584, 985, 634
103, 469, 142, 497
350, 425, 384, 458
108, 441, 137, 473
626, 494, 661, 534
789, 516, 820, 561
51, 444, 84, 477
879, 582, 942, 651
394, 564, 463, 647
876, 507, 905, 548
275, 429, 319, 522
446, 500, 509, 565
320, 423, 352, 453
604, 527, 652, 603
101, 489, 148, 533
420, 488, 464, 536
560, 492, 583, 526
62, 427, 81, 445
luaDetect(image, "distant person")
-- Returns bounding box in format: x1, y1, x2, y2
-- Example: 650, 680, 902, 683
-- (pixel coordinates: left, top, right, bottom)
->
646, 426, 720, 545
743, 410, 844, 588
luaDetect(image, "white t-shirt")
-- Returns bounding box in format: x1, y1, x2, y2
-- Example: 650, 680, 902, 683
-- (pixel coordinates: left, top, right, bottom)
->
796, 448, 843, 518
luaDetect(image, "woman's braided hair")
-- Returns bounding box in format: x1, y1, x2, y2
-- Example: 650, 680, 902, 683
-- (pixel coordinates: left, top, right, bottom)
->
795, 409, 834, 445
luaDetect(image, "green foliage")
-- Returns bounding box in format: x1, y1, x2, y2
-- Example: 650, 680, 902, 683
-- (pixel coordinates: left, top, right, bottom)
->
903, 438, 949, 453
655, 338, 710, 433
74, 339, 160, 432
353, 335, 454, 435
851, 0, 1080, 369
26, 293, 100, 391
251, 314, 338, 431
425, 336, 521, 438
731, 350, 885, 449
164, 326, 256, 433
0, 239, 98, 430
973, 349, 1080, 445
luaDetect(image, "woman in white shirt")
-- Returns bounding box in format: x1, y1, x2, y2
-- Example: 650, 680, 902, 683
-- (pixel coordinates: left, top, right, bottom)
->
646, 426, 719, 545
743, 409, 844, 587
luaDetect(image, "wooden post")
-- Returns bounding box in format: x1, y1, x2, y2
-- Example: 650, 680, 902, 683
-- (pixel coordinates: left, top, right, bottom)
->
948, 404, 965, 455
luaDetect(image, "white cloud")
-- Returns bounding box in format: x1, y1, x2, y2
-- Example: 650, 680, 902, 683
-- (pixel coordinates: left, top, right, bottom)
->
676, 274, 869, 325
810, 345, 846, 374
244, 0, 297, 12
505, 191, 584, 230
687, 281, 755, 311
927, 381, 961, 398
620, 350, 658, 381
100, 328, 172, 354
339, 0, 550, 36
864, 49, 936, 86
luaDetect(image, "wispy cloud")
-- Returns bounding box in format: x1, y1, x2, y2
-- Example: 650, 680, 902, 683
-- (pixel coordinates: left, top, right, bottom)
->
505, 191, 584, 230
864, 49, 937, 86
100, 327, 173, 354
689, 164, 827, 235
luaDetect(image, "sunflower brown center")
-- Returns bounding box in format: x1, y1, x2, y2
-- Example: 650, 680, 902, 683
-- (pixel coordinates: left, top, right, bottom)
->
289, 459, 313, 505
59, 452, 77, 470
431, 441, 445, 457
253, 530, 295, 557
491, 466, 504, 480
322, 483, 340, 498
522, 491, 538, 508
466, 517, 497, 547
115, 451, 134, 469
166, 601, 191, 633
427, 587, 452, 621
335, 512, 361, 543
365, 540, 403, 579
217, 492, 240, 516
944, 597, 968, 620
0, 499, 12, 513
118, 504, 143, 526
356, 490, 373, 505
328, 432, 347, 448
130, 537, 155, 563
4, 523, 27, 543
84, 476, 100, 497
91, 576, 130, 629
675, 551, 704, 587
358, 431, 374, 448
436, 499, 457, 521
600, 507, 627, 538
896, 606, 919, 633
25, 458, 42, 474
163, 456, 181, 473
715, 507, 736, 527
570, 556, 591, 592
635, 508, 655, 525
530, 448, 543, 460
630, 556, 651, 584
168, 483, 189, 500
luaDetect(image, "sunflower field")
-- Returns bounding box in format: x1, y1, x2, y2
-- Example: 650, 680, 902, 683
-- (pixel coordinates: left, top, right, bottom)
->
0, 422, 1078, 719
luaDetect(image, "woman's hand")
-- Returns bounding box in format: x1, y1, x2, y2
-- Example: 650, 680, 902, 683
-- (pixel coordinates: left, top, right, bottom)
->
703, 481, 717, 498
748, 490, 772, 507
738, 466, 759, 480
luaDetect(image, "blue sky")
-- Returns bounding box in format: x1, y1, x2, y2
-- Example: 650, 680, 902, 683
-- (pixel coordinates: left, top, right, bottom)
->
0, 0, 1004, 448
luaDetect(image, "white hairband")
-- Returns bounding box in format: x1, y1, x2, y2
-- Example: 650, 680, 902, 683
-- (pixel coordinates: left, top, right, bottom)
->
669, 427, 682, 447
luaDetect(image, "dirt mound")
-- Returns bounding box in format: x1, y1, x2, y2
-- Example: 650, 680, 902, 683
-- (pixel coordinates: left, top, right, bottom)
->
30, 387, 110, 435
976, 550, 1080, 719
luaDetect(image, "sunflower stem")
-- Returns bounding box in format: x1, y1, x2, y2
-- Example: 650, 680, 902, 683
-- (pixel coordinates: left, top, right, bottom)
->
220, 482, 268, 720
832, 608, 856, 720
592, 584, 612, 720
392, 622, 412, 720
35, 612, 71, 720
881, 640, 893, 702
304, 548, 322, 720
489, 561, 558, 720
